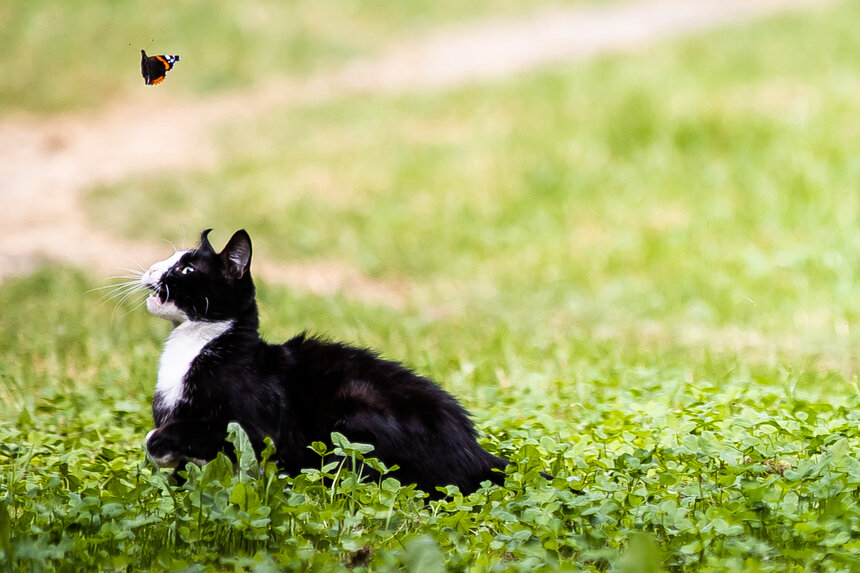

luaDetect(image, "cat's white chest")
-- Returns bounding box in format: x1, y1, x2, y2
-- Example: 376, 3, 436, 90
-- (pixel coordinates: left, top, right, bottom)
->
156, 320, 233, 411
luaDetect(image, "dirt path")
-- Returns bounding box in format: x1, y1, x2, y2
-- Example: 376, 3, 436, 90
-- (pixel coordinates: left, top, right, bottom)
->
0, 0, 831, 306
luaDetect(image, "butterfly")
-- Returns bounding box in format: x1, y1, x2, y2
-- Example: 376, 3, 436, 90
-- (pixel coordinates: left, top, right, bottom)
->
141, 50, 180, 86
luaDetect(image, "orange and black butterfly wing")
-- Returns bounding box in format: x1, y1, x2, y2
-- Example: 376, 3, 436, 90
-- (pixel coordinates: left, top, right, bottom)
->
141, 49, 180, 86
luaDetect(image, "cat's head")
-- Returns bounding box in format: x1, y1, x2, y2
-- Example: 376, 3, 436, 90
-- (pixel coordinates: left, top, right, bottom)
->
142, 229, 255, 324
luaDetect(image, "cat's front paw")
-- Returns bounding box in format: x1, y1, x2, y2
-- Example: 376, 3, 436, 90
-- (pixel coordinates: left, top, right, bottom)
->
145, 427, 183, 468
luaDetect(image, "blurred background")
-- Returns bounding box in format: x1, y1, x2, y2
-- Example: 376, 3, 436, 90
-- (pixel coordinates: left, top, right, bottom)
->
1, 0, 859, 417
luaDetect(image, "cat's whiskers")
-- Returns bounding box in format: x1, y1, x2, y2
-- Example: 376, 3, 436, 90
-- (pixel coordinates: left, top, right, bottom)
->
88, 280, 146, 305
106, 288, 142, 307
87, 280, 150, 322
86, 272, 142, 290
86, 269, 154, 321
128, 296, 151, 314
158, 237, 180, 254
86, 281, 136, 294
110, 295, 150, 322
116, 285, 148, 305
123, 257, 148, 273
118, 267, 145, 277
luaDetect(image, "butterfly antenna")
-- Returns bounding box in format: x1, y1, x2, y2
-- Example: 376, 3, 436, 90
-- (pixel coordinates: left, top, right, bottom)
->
130, 39, 155, 51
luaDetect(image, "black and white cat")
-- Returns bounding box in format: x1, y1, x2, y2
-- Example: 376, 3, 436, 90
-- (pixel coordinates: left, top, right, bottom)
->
142, 229, 510, 495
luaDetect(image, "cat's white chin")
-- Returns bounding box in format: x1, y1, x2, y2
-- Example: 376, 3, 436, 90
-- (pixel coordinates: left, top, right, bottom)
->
147, 295, 188, 322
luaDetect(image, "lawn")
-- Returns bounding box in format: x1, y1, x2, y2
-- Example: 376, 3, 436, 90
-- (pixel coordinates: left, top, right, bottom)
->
4, 1, 860, 571
0, 0, 588, 112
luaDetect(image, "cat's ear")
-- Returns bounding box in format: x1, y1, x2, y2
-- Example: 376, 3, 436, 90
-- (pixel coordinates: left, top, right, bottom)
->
220, 230, 252, 279
199, 229, 216, 253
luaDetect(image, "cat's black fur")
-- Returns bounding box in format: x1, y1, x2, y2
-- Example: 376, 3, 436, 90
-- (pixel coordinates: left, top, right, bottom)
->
143, 229, 510, 496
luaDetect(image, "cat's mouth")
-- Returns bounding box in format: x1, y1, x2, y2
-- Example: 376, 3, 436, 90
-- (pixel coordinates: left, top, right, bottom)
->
146, 283, 186, 321
146, 285, 169, 305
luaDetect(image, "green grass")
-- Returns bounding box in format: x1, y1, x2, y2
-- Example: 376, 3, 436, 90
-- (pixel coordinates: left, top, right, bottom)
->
0, 0, 587, 112
5, 1, 860, 571
3, 269, 860, 571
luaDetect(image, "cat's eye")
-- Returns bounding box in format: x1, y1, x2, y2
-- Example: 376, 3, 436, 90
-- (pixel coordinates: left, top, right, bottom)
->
180, 265, 194, 275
